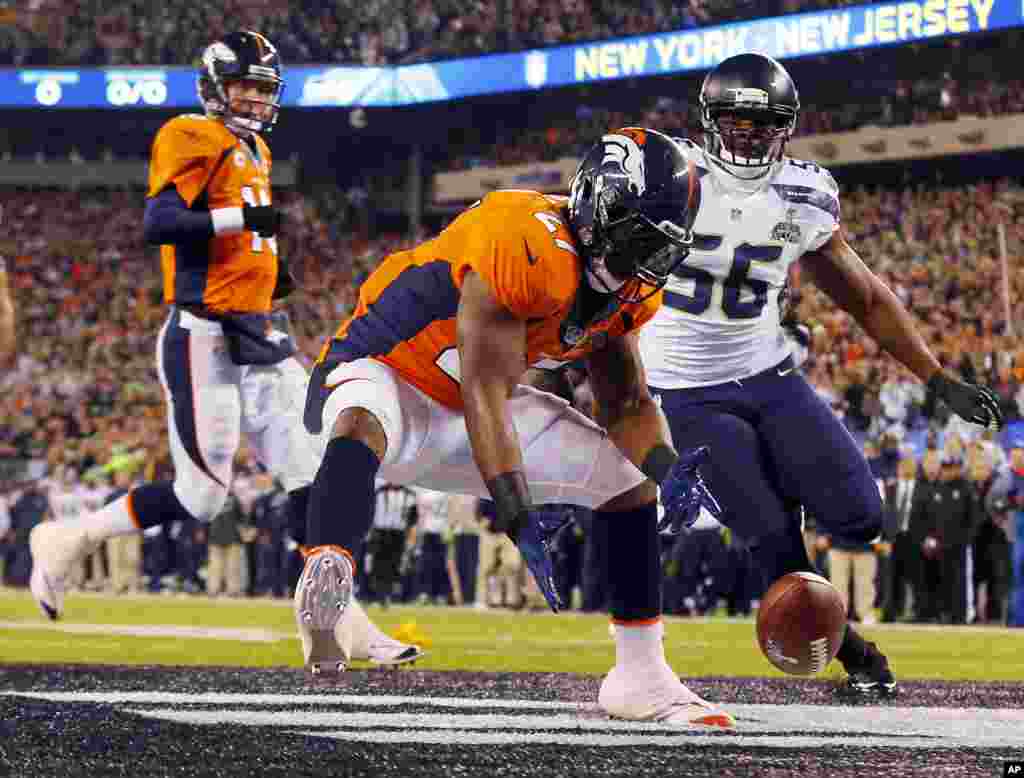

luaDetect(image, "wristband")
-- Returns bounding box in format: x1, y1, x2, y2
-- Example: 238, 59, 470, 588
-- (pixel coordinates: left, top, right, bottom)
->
641, 443, 678, 484
485, 471, 531, 537
211, 207, 245, 235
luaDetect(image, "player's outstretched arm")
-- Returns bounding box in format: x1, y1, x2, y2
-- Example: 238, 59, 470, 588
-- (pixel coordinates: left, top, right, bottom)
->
802, 230, 1002, 429
457, 270, 530, 531
586, 333, 720, 528
458, 269, 567, 611
585, 332, 672, 469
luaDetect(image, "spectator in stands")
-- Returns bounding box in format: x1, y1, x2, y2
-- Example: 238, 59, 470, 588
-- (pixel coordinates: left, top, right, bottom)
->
911, 453, 982, 623
8, 481, 48, 586
0, 253, 15, 368
446, 493, 483, 606
971, 455, 1010, 623
820, 441, 881, 624
250, 476, 292, 599
881, 456, 920, 622
367, 481, 418, 606
908, 448, 943, 621
0, 491, 12, 583
105, 467, 142, 594
413, 489, 451, 606
206, 493, 249, 598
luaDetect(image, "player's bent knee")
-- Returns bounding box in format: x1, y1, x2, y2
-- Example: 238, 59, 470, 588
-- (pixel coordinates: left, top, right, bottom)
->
330, 407, 387, 462
823, 479, 884, 544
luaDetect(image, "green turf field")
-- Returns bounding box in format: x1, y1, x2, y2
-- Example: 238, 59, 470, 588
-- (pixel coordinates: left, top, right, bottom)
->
1, 587, 1021, 680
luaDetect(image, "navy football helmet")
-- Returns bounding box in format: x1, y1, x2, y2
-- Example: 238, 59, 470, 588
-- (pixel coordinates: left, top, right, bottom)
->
198, 30, 284, 135
568, 127, 701, 303
699, 53, 799, 173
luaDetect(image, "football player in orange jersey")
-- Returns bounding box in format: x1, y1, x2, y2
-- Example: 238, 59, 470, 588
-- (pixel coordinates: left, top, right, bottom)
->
285, 128, 733, 727
29, 30, 422, 668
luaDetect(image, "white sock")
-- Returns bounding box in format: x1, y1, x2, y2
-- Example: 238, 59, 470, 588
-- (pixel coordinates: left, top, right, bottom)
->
82, 494, 140, 543
613, 620, 668, 669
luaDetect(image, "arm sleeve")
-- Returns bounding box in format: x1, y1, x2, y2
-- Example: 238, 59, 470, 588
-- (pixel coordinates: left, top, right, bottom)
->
803, 170, 842, 253
143, 188, 214, 245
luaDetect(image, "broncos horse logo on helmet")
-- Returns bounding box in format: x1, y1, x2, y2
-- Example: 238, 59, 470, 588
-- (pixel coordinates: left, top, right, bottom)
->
699, 52, 799, 177
198, 30, 284, 135
568, 127, 701, 303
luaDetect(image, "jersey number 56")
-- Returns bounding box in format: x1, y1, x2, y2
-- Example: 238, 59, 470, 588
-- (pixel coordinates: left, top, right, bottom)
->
665, 242, 783, 320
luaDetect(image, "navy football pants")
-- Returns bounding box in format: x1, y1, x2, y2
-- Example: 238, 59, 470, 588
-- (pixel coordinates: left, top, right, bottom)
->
654, 357, 883, 586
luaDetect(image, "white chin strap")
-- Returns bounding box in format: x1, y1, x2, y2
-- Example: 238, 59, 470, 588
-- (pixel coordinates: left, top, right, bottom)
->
585, 263, 627, 293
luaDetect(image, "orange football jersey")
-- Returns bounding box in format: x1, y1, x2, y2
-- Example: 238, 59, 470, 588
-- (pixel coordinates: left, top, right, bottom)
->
316, 190, 662, 410
147, 114, 277, 314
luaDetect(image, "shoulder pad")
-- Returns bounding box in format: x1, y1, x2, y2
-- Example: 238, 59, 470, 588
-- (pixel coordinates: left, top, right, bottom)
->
156, 114, 232, 148
773, 158, 840, 223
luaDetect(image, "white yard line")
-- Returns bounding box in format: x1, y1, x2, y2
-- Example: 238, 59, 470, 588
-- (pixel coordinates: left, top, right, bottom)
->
5, 690, 1024, 750
0, 621, 289, 643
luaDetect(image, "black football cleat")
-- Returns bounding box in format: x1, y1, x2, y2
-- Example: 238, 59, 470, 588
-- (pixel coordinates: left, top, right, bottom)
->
839, 640, 898, 699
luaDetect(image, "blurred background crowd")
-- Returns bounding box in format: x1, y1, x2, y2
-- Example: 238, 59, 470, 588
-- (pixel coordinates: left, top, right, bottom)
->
2, 0, 890, 68
2, 2, 1024, 626
2, 171, 1023, 624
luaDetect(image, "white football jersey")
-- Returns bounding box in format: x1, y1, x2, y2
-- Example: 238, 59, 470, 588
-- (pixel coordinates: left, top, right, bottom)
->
640, 140, 840, 388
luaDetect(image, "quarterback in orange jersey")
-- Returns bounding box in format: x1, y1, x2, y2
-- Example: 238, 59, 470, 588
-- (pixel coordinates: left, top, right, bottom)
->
29, 31, 422, 669
287, 128, 733, 727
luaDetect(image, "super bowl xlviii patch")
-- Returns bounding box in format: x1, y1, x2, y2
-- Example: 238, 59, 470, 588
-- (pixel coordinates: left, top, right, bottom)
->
771, 209, 802, 244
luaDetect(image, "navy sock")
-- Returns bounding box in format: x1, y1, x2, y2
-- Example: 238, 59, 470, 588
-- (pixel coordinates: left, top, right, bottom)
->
130, 481, 196, 529
751, 517, 817, 589
287, 485, 311, 547
598, 501, 661, 623
754, 513, 864, 665
836, 623, 868, 668
306, 437, 380, 553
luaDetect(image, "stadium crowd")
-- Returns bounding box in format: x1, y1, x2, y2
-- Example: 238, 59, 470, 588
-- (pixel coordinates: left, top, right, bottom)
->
1, 166, 1022, 623
2, 0, 899, 67
443, 68, 1024, 170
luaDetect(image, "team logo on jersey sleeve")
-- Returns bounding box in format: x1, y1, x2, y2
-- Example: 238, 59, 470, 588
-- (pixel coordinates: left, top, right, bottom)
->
770, 208, 802, 244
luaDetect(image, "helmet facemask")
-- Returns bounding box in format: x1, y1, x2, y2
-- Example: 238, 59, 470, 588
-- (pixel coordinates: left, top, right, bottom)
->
200, 74, 282, 135
568, 127, 700, 305
585, 185, 692, 304
702, 107, 795, 176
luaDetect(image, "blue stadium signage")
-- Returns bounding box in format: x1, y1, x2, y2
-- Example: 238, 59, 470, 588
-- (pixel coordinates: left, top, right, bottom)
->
0, 0, 1017, 108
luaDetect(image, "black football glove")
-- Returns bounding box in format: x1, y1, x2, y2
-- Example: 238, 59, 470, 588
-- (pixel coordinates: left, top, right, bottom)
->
242, 204, 281, 238
927, 372, 1003, 430
272, 258, 296, 300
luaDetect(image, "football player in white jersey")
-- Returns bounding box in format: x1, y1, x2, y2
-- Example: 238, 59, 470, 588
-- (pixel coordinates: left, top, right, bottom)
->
640, 52, 1003, 698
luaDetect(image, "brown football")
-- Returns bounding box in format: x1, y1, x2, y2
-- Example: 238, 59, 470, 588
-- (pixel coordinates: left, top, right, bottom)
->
756, 571, 847, 676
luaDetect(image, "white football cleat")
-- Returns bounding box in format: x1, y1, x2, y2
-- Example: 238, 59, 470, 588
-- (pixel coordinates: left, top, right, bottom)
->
29, 520, 101, 620
294, 545, 355, 675
598, 664, 735, 729
366, 637, 426, 667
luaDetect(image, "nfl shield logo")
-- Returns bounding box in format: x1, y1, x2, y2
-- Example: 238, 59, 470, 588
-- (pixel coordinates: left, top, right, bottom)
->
525, 52, 548, 89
